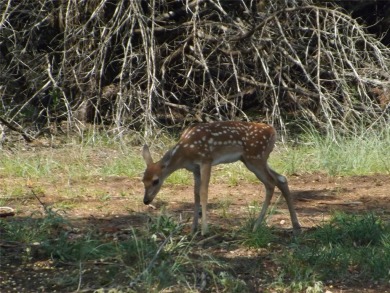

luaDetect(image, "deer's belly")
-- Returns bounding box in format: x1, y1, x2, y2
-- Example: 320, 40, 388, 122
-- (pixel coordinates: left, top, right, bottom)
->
211, 150, 242, 165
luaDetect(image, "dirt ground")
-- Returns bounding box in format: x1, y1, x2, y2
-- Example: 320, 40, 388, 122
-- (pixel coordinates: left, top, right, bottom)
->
9, 172, 388, 231
1, 173, 390, 292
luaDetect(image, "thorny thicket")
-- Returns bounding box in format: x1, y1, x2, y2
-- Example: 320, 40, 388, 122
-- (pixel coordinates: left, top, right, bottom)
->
0, 0, 389, 139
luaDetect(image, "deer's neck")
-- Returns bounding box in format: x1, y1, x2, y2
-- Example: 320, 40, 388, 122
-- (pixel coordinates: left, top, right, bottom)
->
161, 144, 197, 177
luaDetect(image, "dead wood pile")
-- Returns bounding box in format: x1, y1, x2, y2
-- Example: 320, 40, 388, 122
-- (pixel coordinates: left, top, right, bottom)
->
0, 0, 389, 138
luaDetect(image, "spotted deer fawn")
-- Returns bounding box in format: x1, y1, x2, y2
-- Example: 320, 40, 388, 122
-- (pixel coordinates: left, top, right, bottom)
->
142, 121, 301, 235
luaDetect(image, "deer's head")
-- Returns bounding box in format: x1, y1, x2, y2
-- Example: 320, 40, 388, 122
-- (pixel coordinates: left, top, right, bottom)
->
141, 145, 172, 205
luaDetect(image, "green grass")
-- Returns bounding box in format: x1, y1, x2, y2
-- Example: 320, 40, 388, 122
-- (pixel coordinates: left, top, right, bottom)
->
0, 207, 67, 244
240, 221, 275, 248
0, 154, 57, 178
0, 210, 229, 292
272, 125, 390, 176
274, 212, 390, 291
3, 209, 388, 292
1, 125, 389, 183
148, 124, 390, 183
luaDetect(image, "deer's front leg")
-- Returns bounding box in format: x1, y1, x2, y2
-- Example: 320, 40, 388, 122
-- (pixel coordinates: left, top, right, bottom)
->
200, 162, 212, 236
192, 166, 201, 233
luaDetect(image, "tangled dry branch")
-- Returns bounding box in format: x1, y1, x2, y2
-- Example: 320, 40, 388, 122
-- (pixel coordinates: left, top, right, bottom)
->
0, 0, 389, 139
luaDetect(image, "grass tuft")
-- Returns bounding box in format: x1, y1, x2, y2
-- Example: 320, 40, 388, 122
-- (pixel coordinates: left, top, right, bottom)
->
240, 217, 275, 248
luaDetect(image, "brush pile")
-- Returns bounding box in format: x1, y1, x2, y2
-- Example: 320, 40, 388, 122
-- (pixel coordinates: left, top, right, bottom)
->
1, 0, 389, 137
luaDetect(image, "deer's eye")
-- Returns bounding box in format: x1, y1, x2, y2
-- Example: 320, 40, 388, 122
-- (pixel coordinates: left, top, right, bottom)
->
152, 178, 160, 186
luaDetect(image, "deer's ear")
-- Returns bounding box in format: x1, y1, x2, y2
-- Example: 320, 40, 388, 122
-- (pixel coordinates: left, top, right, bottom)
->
142, 145, 154, 165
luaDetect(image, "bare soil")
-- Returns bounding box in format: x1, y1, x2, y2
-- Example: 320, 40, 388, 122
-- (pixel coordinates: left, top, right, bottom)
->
1, 172, 390, 292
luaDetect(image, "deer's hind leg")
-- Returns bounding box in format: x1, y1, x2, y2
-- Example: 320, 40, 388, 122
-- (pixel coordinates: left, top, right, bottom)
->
192, 166, 201, 233
268, 167, 301, 233
242, 159, 277, 232
199, 162, 212, 236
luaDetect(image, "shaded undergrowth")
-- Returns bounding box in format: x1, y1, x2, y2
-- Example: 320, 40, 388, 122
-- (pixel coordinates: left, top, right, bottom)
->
1, 209, 389, 292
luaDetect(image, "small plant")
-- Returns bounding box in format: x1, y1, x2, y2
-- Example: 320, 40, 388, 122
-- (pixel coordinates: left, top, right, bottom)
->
217, 198, 233, 218
148, 213, 183, 236
99, 193, 112, 202
48, 232, 117, 262
240, 218, 275, 248
128, 215, 207, 292
52, 200, 78, 210
218, 271, 248, 292
121, 229, 159, 272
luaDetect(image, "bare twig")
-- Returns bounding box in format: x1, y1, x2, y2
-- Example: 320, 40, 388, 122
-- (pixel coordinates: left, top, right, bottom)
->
0, 117, 34, 142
